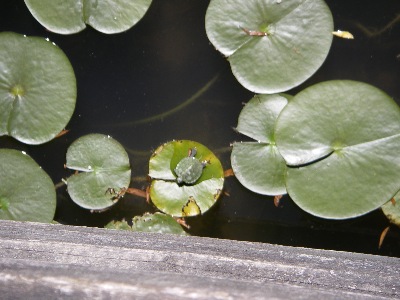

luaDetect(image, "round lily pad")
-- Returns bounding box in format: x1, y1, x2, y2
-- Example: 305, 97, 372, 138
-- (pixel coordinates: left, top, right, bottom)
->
231, 94, 289, 195
275, 80, 400, 219
205, 0, 333, 93
66, 134, 131, 210
0, 149, 56, 222
149, 140, 224, 217
0, 32, 76, 145
24, 0, 153, 34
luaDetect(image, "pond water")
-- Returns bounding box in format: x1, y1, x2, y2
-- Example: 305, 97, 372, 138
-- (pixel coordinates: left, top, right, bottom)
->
1, 0, 400, 256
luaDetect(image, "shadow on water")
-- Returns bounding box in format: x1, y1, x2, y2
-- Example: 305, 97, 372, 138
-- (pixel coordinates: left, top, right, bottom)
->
1, 0, 400, 256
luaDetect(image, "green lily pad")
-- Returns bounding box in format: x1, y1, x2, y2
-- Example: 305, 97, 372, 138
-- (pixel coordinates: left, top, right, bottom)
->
0, 149, 56, 222
24, 0, 153, 34
132, 212, 188, 235
66, 134, 131, 210
382, 191, 400, 228
105, 219, 133, 231
231, 94, 289, 195
275, 80, 400, 219
205, 0, 333, 93
105, 213, 188, 235
149, 140, 224, 217
0, 32, 76, 145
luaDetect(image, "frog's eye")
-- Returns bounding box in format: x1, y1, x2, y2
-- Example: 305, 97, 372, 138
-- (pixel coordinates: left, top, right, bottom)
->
182, 197, 201, 216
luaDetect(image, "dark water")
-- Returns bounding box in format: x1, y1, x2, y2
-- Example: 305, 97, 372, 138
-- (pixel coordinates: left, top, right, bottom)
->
1, 0, 400, 256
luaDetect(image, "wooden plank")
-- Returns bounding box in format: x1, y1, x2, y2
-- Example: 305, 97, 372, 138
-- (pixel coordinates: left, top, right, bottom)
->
0, 220, 398, 299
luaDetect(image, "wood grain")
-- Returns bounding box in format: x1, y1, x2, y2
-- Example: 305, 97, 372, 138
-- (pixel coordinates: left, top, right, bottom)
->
0, 220, 398, 299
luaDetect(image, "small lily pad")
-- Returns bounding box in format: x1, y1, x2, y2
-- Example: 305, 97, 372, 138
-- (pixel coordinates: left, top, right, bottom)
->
0, 32, 76, 144
275, 80, 400, 219
24, 0, 153, 34
132, 212, 188, 235
231, 94, 289, 195
66, 134, 131, 210
105, 219, 133, 231
149, 140, 224, 217
0, 149, 56, 222
205, 0, 333, 93
105, 213, 188, 235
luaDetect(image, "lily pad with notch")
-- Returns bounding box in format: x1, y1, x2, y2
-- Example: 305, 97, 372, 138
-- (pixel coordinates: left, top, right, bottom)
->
0, 32, 76, 145
275, 80, 400, 219
231, 94, 289, 195
24, 0, 153, 34
205, 0, 333, 93
0, 149, 56, 222
149, 140, 224, 217
65, 134, 131, 211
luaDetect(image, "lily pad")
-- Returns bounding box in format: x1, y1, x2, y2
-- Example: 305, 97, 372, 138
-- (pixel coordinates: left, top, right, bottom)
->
275, 80, 400, 219
66, 134, 131, 210
24, 0, 153, 34
381, 191, 400, 228
132, 212, 188, 235
149, 140, 224, 217
231, 94, 289, 195
205, 0, 333, 93
0, 149, 56, 222
0, 32, 76, 144
105, 219, 133, 231
105, 213, 188, 235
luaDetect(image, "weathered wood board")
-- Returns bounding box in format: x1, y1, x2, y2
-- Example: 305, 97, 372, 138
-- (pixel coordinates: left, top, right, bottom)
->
0, 220, 398, 299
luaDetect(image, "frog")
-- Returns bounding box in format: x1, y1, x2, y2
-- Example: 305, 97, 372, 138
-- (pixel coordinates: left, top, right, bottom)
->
174, 148, 207, 185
